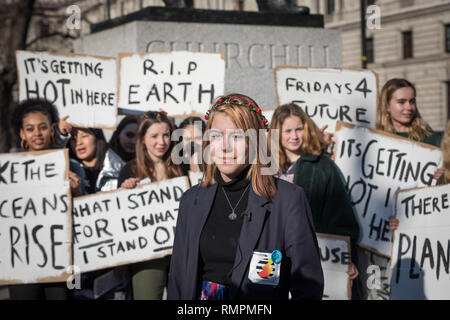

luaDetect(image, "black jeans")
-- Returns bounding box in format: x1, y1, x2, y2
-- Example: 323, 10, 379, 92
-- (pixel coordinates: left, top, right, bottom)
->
9, 282, 70, 300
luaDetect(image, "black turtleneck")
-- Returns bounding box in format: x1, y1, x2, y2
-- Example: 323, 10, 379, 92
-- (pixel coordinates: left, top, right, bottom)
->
199, 166, 251, 285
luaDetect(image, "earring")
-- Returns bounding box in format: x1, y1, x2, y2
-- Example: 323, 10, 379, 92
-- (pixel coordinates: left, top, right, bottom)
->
20, 139, 28, 151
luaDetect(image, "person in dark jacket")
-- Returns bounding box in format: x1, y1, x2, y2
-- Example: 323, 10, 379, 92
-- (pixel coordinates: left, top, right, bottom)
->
168, 94, 323, 300
269, 103, 360, 282
118, 111, 186, 300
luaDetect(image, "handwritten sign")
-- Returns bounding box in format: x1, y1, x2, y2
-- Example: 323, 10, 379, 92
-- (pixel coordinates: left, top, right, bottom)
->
0, 149, 72, 284
16, 50, 117, 129
274, 66, 378, 132
72, 176, 189, 273
390, 185, 450, 299
317, 233, 351, 300
118, 51, 225, 116
334, 122, 442, 257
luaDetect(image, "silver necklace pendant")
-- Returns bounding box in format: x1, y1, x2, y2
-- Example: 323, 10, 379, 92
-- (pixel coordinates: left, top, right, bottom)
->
228, 211, 237, 221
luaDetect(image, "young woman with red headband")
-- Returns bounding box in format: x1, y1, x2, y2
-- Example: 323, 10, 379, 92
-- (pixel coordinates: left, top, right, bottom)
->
168, 94, 323, 300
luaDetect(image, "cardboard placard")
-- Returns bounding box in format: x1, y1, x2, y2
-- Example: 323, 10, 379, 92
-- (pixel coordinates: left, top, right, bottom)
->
390, 185, 450, 300
118, 51, 225, 116
0, 149, 72, 285
72, 176, 189, 273
16, 50, 117, 129
317, 233, 352, 300
334, 121, 442, 257
274, 66, 378, 132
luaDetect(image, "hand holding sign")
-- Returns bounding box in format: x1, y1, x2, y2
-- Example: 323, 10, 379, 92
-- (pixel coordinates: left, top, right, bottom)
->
58, 115, 72, 136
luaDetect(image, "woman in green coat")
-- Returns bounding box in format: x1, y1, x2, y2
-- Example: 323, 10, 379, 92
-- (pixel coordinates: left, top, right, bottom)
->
269, 103, 360, 280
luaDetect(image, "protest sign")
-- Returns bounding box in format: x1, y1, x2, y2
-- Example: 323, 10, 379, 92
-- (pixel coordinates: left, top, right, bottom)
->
118, 51, 225, 116
390, 185, 450, 299
0, 149, 72, 284
317, 233, 352, 300
16, 50, 117, 129
274, 66, 378, 132
72, 176, 189, 273
334, 121, 442, 257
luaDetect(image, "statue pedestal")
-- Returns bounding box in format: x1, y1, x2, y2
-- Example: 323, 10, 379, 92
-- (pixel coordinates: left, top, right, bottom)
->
75, 7, 341, 109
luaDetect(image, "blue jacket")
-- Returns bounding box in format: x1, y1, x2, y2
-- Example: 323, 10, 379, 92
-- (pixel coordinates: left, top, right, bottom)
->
167, 178, 324, 300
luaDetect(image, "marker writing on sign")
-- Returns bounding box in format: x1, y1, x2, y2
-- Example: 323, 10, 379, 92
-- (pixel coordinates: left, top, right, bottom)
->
294, 101, 370, 125
79, 226, 175, 264
0, 160, 57, 185
128, 83, 215, 105
23, 58, 104, 79
8, 223, 66, 270
395, 233, 450, 282
143, 59, 198, 76
339, 138, 437, 186
0, 194, 69, 219
285, 77, 372, 98
400, 192, 450, 219
319, 246, 350, 265
25, 78, 115, 107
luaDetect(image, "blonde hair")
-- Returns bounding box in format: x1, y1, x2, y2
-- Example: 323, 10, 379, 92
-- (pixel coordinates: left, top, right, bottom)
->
200, 93, 277, 201
441, 120, 450, 183
376, 78, 431, 141
269, 103, 327, 172
134, 111, 183, 180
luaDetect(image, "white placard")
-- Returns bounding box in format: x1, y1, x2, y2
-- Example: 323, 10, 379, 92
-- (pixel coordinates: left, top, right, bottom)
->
16, 50, 117, 129
118, 51, 225, 116
0, 149, 72, 284
390, 185, 450, 300
275, 66, 378, 132
317, 233, 351, 300
72, 176, 189, 273
334, 122, 442, 257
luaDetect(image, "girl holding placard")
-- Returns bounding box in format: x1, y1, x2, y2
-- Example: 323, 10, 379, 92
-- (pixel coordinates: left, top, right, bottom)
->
168, 94, 323, 300
359, 78, 442, 300
13, 98, 85, 197
69, 128, 131, 300
9, 98, 84, 300
269, 103, 360, 283
118, 110, 186, 300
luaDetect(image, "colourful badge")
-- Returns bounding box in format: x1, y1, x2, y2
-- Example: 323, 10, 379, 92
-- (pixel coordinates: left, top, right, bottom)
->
271, 250, 282, 264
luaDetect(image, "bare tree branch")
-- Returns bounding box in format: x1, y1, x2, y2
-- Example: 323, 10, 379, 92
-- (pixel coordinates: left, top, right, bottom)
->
26, 31, 78, 47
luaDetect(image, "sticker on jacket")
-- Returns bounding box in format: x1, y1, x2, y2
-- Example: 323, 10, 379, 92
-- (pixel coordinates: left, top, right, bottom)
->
248, 251, 280, 286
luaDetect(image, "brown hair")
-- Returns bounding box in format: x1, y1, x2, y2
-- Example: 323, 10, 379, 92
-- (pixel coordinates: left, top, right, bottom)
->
134, 111, 183, 180
376, 78, 431, 141
200, 93, 277, 201
269, 103, 326, 172
69, 128, 107, 171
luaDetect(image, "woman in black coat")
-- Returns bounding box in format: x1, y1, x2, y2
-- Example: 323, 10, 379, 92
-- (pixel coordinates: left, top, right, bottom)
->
167, 94, 323, 300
